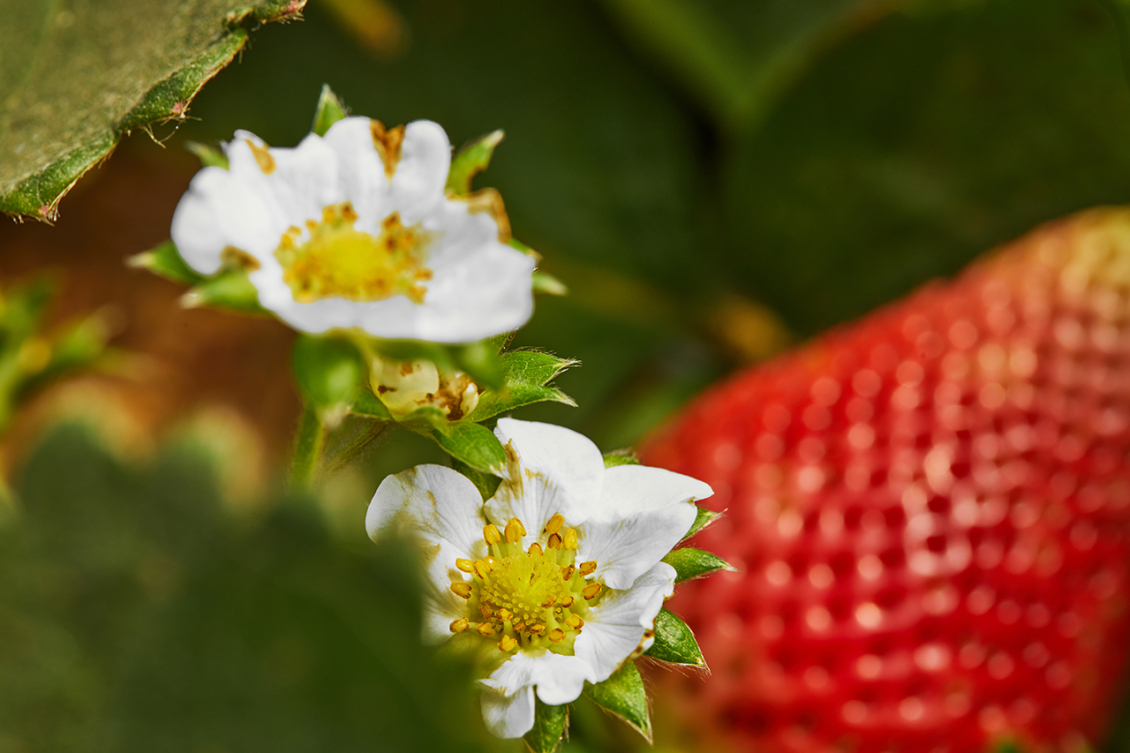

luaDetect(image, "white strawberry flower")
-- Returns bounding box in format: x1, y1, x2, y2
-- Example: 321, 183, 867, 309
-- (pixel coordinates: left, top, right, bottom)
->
365, 418, 713, 738
170, 117, 535, 343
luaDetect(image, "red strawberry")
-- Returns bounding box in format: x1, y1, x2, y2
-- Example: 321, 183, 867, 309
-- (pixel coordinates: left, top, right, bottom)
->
642, 208, 1130, 753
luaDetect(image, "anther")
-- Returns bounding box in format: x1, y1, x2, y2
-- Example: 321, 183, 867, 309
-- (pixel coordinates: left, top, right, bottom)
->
561, 565, 576, 580
480, 605, 493, 619
450, 581, 472, 599
504, 518, 526, 544
499, 635, 518, 652
541, 595, 557, 608
476, 623, 497, 637
559, 596, 575, 608
473, 560, 492, 579
528, 624, 546, 635
565, 615, 584, 630
497, 608, 513, 622
583, 582, 603, 600
449, 617, 470, 633
456, 558, 475, 574
548, 628, 566, 643
485, 555, 498, 566
483, 524, 502, 545
579, 561, 597, 576
514, 622, 526, 632
544, 513, 565, 535
563, 528, 579, 550
528, 542, 544, 557
546, 533, 563, 550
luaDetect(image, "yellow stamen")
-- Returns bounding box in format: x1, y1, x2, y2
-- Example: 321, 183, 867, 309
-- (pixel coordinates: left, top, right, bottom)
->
473, 560, 492, 579
450, 581, 472, 599
561, 565, 575, 580
541, 595, 557, 608
476, 623, 497, 637
565, 615, 584, 630
528, 542, 544, 557
579, 561, 597, 576
499, 634, 518, 652
583, 582, 603, 600
497, 608, 513, 622
504, 518, 526, 544
548, 628, 566, 643
527, 624, 546, 635
546, 533, 563, 550
450, 617, 469, 633
455, 558, 474, 573
483, 524, 502, 545
559, 595, 574, 608
563, 528, 579, 550
514, 622, 526, 632
544, 513, 565, 535
480, 605, 493, 619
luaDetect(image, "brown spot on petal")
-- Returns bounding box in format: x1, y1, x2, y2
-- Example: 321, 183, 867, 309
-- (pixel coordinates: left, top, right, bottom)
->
221, 246, 261, 271
245, 139, 276, 175
454, 188, 512, 243
370, 120, 405, 179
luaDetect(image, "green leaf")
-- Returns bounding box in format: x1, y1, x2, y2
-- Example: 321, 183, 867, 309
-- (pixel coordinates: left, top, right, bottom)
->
128, 241, 206, 287
523, 698, 568, 753
431, 422, 506, 472
446, 130, 504, 196
662, 547, 734, 583
0, 1, 304, 221
583, 661, 652, 742
645, 608, 705, 667
181, 269, 267, 314
602, 451, 640, 468
291, 335, 367, 416
451, 458, 502, 501
456, 340, 505, 391
311, 84, 349, 137
532, 271, 568, 296
465, 351, 577, 423
682, 507, 721, 541
185, 141, 230, 169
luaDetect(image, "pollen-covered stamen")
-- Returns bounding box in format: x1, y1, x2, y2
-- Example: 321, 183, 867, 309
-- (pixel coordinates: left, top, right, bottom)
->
454, 511, 606, 651
275, 203, 435, 304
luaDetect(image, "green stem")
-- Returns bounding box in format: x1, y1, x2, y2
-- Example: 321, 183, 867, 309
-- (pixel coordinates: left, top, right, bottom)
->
290, 404, 325, 490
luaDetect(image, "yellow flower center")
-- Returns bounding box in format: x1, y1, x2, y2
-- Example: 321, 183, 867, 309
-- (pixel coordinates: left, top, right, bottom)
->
448, 513, 603, 654
274, 202, 434, 304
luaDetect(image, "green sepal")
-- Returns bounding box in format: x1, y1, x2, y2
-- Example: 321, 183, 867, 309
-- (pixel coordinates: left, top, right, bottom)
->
583, 661, 652, 742
128, 241, 206, 287
602, 451, 640, 468
311, 84, 349, 137
509, 238, 539, 258
349, 389, 393, 420
430, 421, 506, 472
291, 334, 367, 419
185, 141, 230, 170
662, 547, 735, 583
181, 269, 267, 314
645, 609, 705, 667
532, 271, 568, 296
367, 339, 455, 374
682, 507, 722, 542
523, 698, 568, 753
452, 457, 502, 501
465, 351, 576, 423
456, 340, 505, 391
446, 130, 504, 196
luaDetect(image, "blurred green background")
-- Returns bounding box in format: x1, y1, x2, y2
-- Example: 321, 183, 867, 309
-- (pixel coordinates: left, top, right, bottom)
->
5, 0, 1130, 750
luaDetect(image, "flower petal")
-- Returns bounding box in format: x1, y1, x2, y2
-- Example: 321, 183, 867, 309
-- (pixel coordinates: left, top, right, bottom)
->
577, 465, 708, 590
486, 419, 605, 540
419, 537, 475, 645
170, 166, 279, 275
481, 651, 595, 715
365, 464, 486, 557
390, 120, 451, 223
574, 561, 676, 683
321, 116, 393, 227
479, 684, 535, 739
